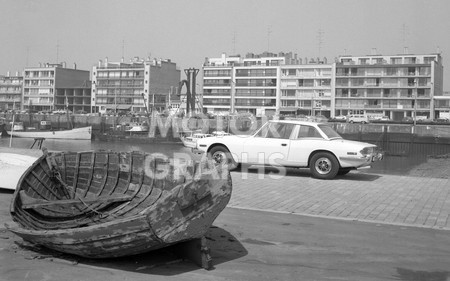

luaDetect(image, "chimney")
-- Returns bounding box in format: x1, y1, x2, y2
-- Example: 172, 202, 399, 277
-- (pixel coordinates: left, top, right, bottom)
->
403, 47, 409, 54
16, 71, 19, 76
98, 60, 102, 67
73, 63, 77, 69
121, 57, 124, 63
62, 61, 66, 68
6, 71, 10, 77
104, 57, 108, 67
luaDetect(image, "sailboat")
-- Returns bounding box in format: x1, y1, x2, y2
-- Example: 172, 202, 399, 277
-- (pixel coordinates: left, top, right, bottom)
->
8, 126, 92, 140
8, 98, 92, 140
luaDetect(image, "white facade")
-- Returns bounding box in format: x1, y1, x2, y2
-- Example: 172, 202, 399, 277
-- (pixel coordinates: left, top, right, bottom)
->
203, 52, 445, 120
92, 57, 180, 114
203, 53, 332, 117
279, 64, 335, 117
0, 73, 23, 111
23, 63, 90, 112
335, 53, 443, 120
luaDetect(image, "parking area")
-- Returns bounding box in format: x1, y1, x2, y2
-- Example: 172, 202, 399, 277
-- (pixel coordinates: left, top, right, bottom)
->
228, 167, 450, 230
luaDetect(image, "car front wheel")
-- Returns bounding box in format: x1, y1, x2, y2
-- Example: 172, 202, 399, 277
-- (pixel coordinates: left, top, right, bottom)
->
309, 152, 339, 179
208, 146, 238, 170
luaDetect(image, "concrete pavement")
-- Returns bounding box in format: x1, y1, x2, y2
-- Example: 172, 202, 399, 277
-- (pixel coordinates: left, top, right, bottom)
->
228, 166, 450, 230
2, 145, 449, 231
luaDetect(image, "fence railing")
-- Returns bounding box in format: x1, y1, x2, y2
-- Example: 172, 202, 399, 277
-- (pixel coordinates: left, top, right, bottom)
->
332, 123, 450, 157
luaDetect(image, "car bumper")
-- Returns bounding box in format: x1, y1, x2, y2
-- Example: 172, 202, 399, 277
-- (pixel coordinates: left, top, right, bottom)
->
192, 148, 205, 155
339, 152, 384, 168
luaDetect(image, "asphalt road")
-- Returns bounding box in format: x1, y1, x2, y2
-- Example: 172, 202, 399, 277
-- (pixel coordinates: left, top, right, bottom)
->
1, 189, 450, 281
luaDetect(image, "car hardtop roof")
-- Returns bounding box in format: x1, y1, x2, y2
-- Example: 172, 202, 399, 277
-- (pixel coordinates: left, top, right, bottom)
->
268, 120, 326, 126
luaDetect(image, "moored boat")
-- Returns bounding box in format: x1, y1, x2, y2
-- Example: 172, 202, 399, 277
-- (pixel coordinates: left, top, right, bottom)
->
124, 122, 149, 133
180, 130, 213, 148
9, 121, 24, 131
211, 130, 231, 137
6, 150, 232, 259
8, 126, 92, 140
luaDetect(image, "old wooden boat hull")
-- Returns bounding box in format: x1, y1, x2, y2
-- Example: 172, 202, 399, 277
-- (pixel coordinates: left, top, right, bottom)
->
8, 126, 92, 140
7, 150, 232, 258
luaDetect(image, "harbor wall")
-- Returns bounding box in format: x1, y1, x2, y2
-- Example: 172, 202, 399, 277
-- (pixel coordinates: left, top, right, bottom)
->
2, 113, 450, 156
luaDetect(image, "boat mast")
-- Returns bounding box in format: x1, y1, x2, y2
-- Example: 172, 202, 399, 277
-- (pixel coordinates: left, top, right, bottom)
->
65, 96, 73, 129
9, 101, 15, 147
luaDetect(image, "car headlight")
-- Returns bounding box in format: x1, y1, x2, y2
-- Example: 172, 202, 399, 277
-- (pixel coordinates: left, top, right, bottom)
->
360, 147, 375, 157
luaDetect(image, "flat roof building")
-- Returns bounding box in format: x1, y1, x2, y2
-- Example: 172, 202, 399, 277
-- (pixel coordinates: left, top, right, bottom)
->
23, 63, 90, 112
91, 57, 180, 114
203, 52, 332, 117
203, 51, 444, 120
0, 72, 23, 111
335, 50, 443, 120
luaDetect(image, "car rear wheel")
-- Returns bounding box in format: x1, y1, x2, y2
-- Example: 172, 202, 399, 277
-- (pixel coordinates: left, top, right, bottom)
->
208, 146, 238, 170
309, 152, 339, 179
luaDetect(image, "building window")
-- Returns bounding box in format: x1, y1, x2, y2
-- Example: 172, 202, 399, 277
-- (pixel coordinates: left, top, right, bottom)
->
423, 57, 435, 64
390, 58, 402, 64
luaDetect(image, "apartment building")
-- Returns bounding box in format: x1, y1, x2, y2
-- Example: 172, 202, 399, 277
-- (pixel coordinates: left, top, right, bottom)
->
335, 50, 443, 120
23, 63, 90, 112
0, 72, 23, 111
280, 63, 334, 117
203, 52, 302, 116
91, 57, 180, 114
203, 51, 444, 120
202, 54, 239, 114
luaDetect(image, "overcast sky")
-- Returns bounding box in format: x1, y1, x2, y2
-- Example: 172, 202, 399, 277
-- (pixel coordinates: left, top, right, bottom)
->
1, 0, 449, 89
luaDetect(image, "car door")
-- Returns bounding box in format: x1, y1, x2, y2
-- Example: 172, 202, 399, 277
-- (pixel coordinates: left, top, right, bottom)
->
243, 122, 294, 165
287, 124, 325, 166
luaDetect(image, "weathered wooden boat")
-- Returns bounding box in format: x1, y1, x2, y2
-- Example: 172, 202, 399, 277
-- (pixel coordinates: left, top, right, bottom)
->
8, 126, 92, 140
6, 150, 232, 259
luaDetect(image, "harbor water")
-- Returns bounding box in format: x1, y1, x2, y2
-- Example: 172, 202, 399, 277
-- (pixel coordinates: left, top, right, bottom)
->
0, 137, 431, 177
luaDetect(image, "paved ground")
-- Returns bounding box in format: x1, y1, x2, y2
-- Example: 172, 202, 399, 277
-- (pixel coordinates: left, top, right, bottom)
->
2, 149, 450, 280
228, 166, 450, 230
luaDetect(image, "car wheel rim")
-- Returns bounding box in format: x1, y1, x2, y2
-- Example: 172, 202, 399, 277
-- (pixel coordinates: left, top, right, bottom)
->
212, 151, 227, 165
315, 157, 332, 175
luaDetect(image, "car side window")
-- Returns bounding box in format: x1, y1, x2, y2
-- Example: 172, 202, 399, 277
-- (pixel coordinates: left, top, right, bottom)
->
266, 123, 295, 139
297, 125, 322, 139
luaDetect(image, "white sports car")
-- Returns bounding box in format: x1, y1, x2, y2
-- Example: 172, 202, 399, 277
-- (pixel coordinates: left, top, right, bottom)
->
194, 120, 383, 179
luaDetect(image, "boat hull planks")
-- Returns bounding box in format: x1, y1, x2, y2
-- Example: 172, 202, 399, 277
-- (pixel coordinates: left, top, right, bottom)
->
7, 150, 232, 258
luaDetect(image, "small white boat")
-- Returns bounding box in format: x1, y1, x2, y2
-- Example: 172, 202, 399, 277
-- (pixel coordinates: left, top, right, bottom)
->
9, 121, 24, 131
8, 126, 92, 140
181, 131, 213, 148
125, 122, 149, 132
212, 131, 231, 137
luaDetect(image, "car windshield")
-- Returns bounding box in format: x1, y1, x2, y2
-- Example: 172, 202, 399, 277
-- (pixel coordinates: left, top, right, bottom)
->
318, 124, 342, 139
255, 122, 294, 139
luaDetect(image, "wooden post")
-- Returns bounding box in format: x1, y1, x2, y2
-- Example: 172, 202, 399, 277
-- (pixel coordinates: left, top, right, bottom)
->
173, 236, 213, 270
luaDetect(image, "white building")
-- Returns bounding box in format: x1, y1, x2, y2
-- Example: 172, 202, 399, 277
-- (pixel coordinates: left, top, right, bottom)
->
203, 51, 445, 120
23, 63, 90, 112
92, 57, 180, 114
335, 50, 443, 120
203, 52, 331, 117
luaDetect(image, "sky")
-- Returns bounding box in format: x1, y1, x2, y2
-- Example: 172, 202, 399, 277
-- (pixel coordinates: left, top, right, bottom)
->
1, 0, 450, 89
